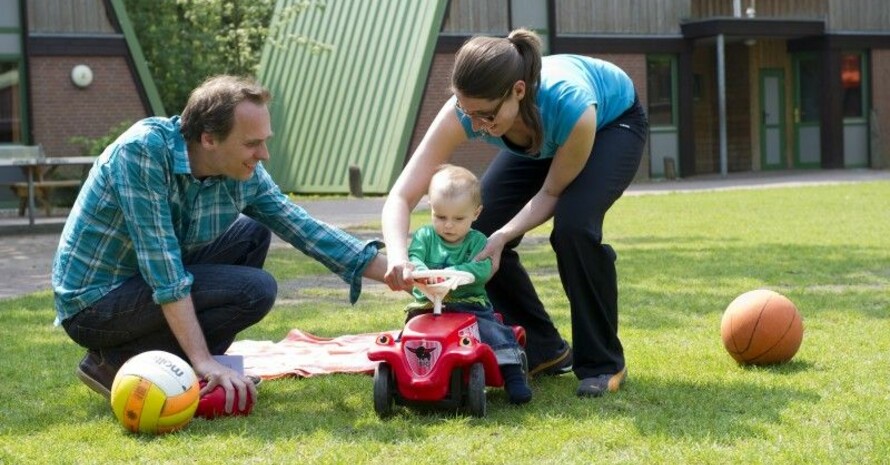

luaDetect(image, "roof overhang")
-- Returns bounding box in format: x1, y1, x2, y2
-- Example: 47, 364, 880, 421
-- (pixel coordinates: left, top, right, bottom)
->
790, 31, 890, 51
681, 17, 825, 40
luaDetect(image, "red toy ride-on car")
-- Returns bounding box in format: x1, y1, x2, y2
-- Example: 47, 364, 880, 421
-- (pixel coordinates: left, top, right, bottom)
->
368, 270, 526, 418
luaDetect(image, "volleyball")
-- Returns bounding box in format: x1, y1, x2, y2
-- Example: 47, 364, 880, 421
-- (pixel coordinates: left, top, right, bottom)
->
110, 351, 200, 434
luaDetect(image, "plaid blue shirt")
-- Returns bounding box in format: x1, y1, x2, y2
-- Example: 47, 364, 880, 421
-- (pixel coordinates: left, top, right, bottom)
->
52, 116, 380, 323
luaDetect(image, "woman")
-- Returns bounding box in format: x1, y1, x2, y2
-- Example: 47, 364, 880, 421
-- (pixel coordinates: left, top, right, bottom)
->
381, 29, 648, 397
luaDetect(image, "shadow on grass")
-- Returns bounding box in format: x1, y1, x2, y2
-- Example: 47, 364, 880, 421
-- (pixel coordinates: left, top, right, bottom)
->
0, 317, 822, 448
620, 377, 817, 443
739, 358, 813, 374
527, 372, 820, 445
518, 238, 890, 329
165, 369, 820, 446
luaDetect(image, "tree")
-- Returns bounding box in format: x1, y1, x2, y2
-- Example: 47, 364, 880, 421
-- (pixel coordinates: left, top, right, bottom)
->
124, 0, 330, 114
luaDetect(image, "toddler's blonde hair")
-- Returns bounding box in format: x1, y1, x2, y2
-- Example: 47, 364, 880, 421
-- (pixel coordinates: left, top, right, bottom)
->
429, 164, 482, 207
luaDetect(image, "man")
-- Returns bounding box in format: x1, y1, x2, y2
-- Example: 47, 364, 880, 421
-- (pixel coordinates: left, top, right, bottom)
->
53, 75, 386, 413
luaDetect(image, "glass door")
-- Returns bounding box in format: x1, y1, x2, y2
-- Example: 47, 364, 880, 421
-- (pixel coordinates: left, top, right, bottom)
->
841, 51, 869, 167
646, 55, 678, 178
760, 69, 785, 170
793, 54, 821, 168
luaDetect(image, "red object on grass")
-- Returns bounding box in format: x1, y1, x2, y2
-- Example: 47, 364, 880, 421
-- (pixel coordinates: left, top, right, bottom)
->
368, 312, 507, 401
195, 380, 255, 419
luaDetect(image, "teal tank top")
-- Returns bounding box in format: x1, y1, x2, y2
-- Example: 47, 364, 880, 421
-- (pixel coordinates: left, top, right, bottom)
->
456, 54, 636, 159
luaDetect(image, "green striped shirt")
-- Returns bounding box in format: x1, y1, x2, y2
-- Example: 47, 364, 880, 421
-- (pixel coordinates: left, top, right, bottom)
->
52, 116, 379, 323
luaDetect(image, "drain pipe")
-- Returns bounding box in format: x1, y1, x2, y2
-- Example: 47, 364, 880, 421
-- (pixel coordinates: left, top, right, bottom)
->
717, 33, 728, 177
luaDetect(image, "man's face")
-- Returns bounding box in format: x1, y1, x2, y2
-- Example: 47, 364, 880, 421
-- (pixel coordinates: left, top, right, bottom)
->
205, 101, 273, 181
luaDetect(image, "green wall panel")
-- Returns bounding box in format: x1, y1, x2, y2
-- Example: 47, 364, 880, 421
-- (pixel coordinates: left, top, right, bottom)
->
259, 0, 447, 194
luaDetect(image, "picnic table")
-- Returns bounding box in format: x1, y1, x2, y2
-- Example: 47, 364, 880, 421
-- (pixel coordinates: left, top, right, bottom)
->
0, 145, 96, 226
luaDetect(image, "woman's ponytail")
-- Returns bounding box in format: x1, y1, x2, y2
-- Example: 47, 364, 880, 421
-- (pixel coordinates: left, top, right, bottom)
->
507, 29, 543, 154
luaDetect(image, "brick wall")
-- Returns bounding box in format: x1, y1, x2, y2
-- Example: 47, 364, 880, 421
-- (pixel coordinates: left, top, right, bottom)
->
692, 45, 757, 174
693, 47, 718, 174
408, 52, 650, 180
407, 53, 498, 178
28, 56, 149, 157
725, 43, 753, 172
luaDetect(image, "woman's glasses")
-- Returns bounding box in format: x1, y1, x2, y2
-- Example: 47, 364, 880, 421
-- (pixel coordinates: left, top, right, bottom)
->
455, 88, 511, 125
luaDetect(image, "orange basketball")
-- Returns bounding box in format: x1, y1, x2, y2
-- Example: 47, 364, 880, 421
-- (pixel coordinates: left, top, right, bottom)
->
720, 289, 804, 365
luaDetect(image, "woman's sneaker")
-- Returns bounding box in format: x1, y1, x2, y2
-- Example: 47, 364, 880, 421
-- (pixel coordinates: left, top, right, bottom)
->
528, 339, 573, 377
576, 367, 627, 397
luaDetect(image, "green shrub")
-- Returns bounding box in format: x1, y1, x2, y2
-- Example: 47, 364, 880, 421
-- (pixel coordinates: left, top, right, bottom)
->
68, 120, 134, 157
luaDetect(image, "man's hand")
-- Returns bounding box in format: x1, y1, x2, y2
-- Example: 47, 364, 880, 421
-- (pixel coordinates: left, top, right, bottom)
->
193, 359, 258, 414
161, 297, 257, 413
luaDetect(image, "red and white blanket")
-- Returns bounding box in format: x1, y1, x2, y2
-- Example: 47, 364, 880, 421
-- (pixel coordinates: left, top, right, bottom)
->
226, 328, 398, 380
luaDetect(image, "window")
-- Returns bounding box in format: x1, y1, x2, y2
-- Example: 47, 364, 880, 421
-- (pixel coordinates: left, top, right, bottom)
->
841, 53, 864, 119
0, 61, 22, 142
797, 55, 820, 123
0, 0, 24, 143
647, 56, 675, 126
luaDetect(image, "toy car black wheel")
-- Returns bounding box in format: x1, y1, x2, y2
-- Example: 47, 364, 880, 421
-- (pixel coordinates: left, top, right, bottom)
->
466, 362, 486, 417
373, 363, 394, 418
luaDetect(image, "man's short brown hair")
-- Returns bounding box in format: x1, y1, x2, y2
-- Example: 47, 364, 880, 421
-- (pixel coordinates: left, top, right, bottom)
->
179, 75, 271, 144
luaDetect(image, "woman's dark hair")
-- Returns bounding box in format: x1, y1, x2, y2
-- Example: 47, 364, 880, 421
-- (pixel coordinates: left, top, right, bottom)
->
179, 75, 271, 144
451, 28, 543, 153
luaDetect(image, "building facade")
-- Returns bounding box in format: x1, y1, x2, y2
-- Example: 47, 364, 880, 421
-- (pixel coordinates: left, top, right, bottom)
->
0, 0, 160, 203
409, 0, 890, 180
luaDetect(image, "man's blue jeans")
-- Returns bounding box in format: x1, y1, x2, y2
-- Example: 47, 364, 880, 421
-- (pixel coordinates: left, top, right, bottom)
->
62, 216, 277, 363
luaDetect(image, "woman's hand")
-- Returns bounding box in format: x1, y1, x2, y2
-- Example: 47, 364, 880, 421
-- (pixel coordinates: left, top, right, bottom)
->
384, 259, 416, 292
474, 231, 508, 274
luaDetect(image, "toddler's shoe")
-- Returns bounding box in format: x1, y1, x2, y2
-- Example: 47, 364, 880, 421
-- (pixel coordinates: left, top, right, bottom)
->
501, 364, 532, 405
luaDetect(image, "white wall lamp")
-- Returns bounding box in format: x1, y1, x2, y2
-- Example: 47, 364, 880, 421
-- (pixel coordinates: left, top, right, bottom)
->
71, 64, 94, 88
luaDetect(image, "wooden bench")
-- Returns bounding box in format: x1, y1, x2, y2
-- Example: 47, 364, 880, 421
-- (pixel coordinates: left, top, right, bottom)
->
10, 179, 82, 216
0, 145, 96, 225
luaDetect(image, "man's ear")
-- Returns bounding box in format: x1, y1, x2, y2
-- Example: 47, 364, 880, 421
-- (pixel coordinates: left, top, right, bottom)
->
200, 132, 216, 149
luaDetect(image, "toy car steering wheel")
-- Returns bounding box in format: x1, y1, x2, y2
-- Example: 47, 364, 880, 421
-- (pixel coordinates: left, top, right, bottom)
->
411, 269, 475, 314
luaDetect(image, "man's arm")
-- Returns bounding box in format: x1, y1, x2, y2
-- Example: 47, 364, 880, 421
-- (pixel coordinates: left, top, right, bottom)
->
361, 252, 387, 282
245, 165, 386, 303
162, 296, 255, 413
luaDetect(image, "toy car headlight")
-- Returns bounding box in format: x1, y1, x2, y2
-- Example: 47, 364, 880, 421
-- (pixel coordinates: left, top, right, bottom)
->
460, 337, 472, 346
376, 334, 394, 345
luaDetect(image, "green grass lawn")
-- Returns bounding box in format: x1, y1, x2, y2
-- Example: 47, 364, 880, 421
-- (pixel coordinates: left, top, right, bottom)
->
1, 182, 888, 464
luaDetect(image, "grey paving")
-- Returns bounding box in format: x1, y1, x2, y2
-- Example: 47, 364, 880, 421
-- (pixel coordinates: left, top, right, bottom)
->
1, 169, 888, 300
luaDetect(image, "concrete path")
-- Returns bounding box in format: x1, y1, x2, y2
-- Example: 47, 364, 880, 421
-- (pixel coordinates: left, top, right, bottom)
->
1, 169, 887, 300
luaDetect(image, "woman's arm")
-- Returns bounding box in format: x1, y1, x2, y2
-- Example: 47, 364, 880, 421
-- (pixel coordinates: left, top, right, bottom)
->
475, 106, 598, 271
381, 101, 468, 291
